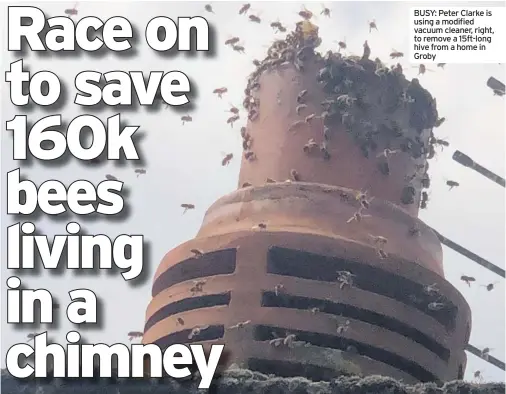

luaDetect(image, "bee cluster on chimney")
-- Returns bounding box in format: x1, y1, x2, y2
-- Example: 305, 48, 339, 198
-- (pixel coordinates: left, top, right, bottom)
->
241, 21, 446, 209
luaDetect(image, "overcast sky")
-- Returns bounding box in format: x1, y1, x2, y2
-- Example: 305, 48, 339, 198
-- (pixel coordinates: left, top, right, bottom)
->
1, 0, 505, 383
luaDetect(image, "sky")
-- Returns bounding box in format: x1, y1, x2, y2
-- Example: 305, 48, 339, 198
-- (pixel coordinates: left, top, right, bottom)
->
1, 0, 505, 383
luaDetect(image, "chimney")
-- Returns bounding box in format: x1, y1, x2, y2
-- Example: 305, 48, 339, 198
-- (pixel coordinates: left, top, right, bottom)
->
143, 23, 471, 384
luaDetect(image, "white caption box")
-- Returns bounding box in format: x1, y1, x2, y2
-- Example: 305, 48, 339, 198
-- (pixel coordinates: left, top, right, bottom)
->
409, 7, 506, 63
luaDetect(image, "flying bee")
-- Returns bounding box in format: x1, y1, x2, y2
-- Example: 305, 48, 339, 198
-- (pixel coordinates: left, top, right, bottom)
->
368, 19, 378, 32
64, 2, 79, 17
482, 282, 498, 291
321, 4, 331, 16
181, 115, 193, 125
377, 249, 388, 259
213, 87, 228, 98
252, 59, 261, 67
297, 89, 308, 103
481, 347, 492, 360
226, 104, 240, 114
204, 4, 214, 13
181, 203, 195, 213
229, 320, 251, 329
249, 14, 261, 23
274, 284, 284, 296
128, 331, 144, 342
134, 168, 146, 177
299, 6, 313, 20
296, 104, 307, 115
420, 191, 429, 209
188, 325, 210, 340
239, 3, 251, 14
225, 37, 240, 46
437, 63, 446, 69
413, 64, 433, 75
176, 317, 185, 326
270, 21, 285, 33
336, 38, 347, 51
336, 320, 350, 334
337, 271, 355, 289
427, 302, 446, 311
232, 45, 245, 53
347, 208, 371, 223
460, 275, 476, 287
105, 174, 118, 181
222, 153, 234, 166
227, 115, 240, 127
390, 49, 404, 59
190, 248, 203, 258
446, 180, 459, 190
290, 169, 301, 181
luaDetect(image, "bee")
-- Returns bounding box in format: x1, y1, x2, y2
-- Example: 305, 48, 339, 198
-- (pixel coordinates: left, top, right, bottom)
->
190, 248, 203, 258
299, 6, 313, 20
270, 21, 285, 33
232, 45, 245, 53
423, 283, 440, 297
427, 302, 445, 311
434, 117, 446, 127
278, 25, 287, 33
304, 114, 316, 123
408, 225, 421, 237
229, 320, 251, 329
481, 347, 492, 360
105, 174, 118, 181
446, 180, 459, 190
390, 49, 404, 59
336, 270, 355, 289
225, 37, 240, 46
336, 94, 356, 106
420, 191, 429, 209
222, 153, 234, 166
473, 370, 482, 380
460, 275, 476, 287
290, 169, 301, 181
369, 235, 388, 247
249, 14, 261, 23
226, 104, 240, 114
26, 332, 42, 342
239, 3, 251, 15
213, 87, 228, 98
283, 334, 297, 348
377, 148, 399, 159
274, 284, 284, 296
336, 320, 350, 334
296, 104, 307, 115
181, 115, 193, 125
241, 182, 252, 188
269, 337, 284, 347
413, 64, 433, 75
482, 282, 498, 291
253, 222, 267, 230
128, 331, 143, 342
181, 203, 195, 213
188, 325, 210, 340
303, 138, 318, 153
309, 307, 320, 314
288, 120, 307, 133
368, 19, 378, 32
227, 115, 240, 127
320, 142, 331, 161
347, 208, 371, 223
190, 280, 206, 294
377, 249, 388, 259
204, 4, 214, 13
297, 89, 308, 103
337, 38, 347, 51
321, 4, 331, 17
252, 59, 261, 67
134, 168, 146, 177
64, 3, 79, 17
176, 317, 185, 326
266, 177, 276, 183
244, 151, 257, 161
437, 63, 446, 69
